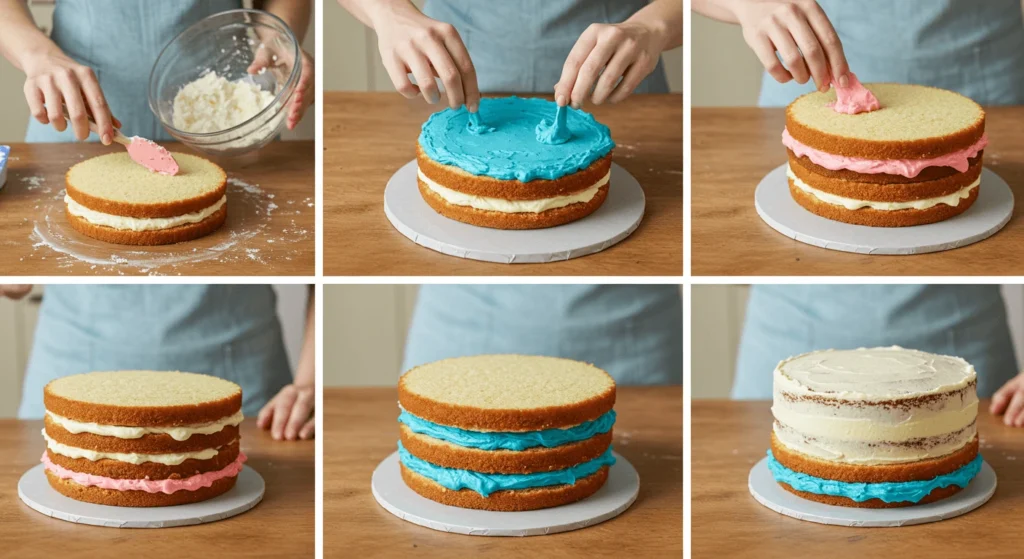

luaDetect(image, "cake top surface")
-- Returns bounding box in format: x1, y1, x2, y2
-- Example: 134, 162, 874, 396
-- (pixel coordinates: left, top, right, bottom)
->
418, 96, 614, 182
67, 152, 226, 205
788, 83, 983, 142
775, 346, 976, 400
45, 371, 240, 408
400, 354, 615, 410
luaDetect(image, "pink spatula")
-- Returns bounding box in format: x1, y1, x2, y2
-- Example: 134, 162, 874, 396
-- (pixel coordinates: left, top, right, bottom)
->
63, 105, 179, 176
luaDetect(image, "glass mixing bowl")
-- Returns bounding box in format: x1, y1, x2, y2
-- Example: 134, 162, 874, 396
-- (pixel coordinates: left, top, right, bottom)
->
148, 9, 300, 157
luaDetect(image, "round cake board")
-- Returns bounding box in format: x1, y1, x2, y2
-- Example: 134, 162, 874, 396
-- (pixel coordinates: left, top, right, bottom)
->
748, 457, 996, 527
383, 161, 645, 264
371, 450, 639, 536
17, 464, 264, 529
754, 164, 1013, 255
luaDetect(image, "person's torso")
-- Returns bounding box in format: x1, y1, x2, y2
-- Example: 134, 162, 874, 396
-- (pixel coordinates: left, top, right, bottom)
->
758, 0, 1024, 106
26, 0, 242, 142
423, 0, 669, 94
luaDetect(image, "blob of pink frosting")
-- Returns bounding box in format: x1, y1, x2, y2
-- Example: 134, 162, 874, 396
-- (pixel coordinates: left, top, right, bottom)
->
828, 73, 880, 114
42, 451, 246, 494
127, 136, 180, 176
782, 128, 988, 178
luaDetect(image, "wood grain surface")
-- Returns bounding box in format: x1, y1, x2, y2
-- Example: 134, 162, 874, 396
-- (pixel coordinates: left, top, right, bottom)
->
691, 107, 1024, 276
692, 400, 1022, 558
0, 419, 314, 558
323, 92, 682, 276
325, 386, 682, 557
0, 142, 315, 276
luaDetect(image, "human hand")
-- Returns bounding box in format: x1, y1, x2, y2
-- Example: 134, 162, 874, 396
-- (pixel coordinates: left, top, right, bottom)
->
729, 0, 849, 91
991, 373, 1024, 427
0, 285, 32, 300
21, 51, 118, 144
556, 21, 668, 107
248, 47, 314, 130
257, 383, 315, 440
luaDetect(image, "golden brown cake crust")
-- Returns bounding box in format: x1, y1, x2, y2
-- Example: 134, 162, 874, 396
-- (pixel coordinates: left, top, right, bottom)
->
778, 481, 963, 508
789, 179, 978, 227
65, 204, 227, 246
44, 383, 241, 427
45, 441, 240, 480
44, 416, 239, 454
786, 85, 986, 160
400, 463, 609, 511
400, 425, 613, 474
416, 146, 612, 200
45, 470, 238, 507
771, 432, 979, 483
789, 155, 983, 202
417, 180, 608, 230
788, 149, 983, 184
65, 159, 227, 218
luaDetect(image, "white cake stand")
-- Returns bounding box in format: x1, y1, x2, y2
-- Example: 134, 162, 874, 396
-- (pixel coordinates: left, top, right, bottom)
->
371, 450, 639, 536
748, 457, 996, 527
383, 161, 645, 264
754, 164, 1014, 255
18, 464, 264, 528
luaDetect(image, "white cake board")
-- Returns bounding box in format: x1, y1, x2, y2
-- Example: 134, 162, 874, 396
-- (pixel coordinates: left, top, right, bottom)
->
371, 450, 639, 536
754, 164, 1013, 255
17, 464, 264, 528
383, 160, 645, 264
748, 457, 996, 527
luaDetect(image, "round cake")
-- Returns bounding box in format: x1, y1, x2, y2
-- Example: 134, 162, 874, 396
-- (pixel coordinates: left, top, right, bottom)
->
416, 96, 615, 230
783, 83, 986, 227
396, 354, 617, 511
65, 152, 227, 245
42, 371, 246, 507
768, 346, 982, 508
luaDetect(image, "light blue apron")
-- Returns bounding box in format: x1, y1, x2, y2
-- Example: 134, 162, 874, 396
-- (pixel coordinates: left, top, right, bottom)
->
758, 0, 1024, 106
25, 0, 241, 142
18, 285, 292, 419
403, 285, 683, 385
733, 286, 1018, 399
423, 0, 669, 94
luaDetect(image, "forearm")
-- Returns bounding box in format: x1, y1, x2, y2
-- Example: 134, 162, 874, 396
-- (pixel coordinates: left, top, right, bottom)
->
631, 0, 684, 50
0, 0, 61, 72
260, 0, 312, 43
337, 0, 420, 30
691, 0, 741, 24
293, 288, 315, 388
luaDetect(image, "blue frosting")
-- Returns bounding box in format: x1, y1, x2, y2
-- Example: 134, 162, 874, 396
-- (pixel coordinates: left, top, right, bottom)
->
767, 451, 983, 503
418, 96, 615, 182
535, 105, 571, 145
398, 410, 616, 451
466, 112, 495, 135
399, 442, 616, 497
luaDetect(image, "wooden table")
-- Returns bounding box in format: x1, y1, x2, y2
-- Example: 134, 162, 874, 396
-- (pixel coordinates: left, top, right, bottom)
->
0, 419, 314, 558
692, 107, 1024, 275
324, 92, 682, 276
0, 142, 315, 276
692, 400, 1022, 558
325, 386, 682, 557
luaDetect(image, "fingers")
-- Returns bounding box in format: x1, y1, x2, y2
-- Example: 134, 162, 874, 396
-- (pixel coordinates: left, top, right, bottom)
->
591, 42, 635, 105
382, 53, 420, 99
439, 27, 478, 111
778, 8, 829, 91
270, 385, 298, 440
991, 379, 1015, 415
23, 81, 47, 125
284, 387, 314, 440
54, 69, 91, 141
747, 31, 792, 84
75, 67, 113, 144
556, 26, 598, 108
422, 39, 464, 110
802, 0, 849, 85
256, 398, 275, 429
1005, 390, 1024, 427
0, 285, 32, 299
405, 49, 439, 105
571, 30, 621, 108
288, 57, 314, 130
40, 77, 65, 133
767, 23, 809, 85
299, 418, 315, 440
607, 55, 651, 104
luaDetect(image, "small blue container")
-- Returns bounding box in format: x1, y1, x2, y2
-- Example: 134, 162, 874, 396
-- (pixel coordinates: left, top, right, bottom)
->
0, 145, 9, 191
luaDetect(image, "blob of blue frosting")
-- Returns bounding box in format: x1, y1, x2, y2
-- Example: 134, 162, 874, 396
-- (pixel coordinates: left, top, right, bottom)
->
767, 451, 983, 503
535, 105, 571, 145
398, 442, 616, 497
466, 112, 495, 135
398, 409, 616, 451
418, 96, 615, 182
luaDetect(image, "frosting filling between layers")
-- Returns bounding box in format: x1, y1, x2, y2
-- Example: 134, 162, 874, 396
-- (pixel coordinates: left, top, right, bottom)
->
398, 409, 616, 451
788, 165, 979, 210
773, 421, 976, 465
418, 168, 608, 213
42, 429, 228, 465
43, 451, 246, 494
46, 410, 244, 441
399, 442, 615, 497
767, 450, 982, 503
65, 194, 227, 232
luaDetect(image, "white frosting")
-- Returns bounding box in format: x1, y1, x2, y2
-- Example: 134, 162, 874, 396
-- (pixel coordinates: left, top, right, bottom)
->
65, 195, 226, 232
418, 169, 608, 213
42, 429, 228, 465
172, 71, 275, 134
46, 410, 243, 441
787, 164, 978, 210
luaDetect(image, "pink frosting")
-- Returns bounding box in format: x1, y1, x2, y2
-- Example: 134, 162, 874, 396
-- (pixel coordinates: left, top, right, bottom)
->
828, 73, 880, 114
782, 128, 988, 178
42, 451, 246, 494
127, 136, 179, 176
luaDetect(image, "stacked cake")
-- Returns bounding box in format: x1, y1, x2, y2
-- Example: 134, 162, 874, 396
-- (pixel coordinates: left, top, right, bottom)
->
42, 371, 246, 507
783, 83, 987, 227
397, 355, 617, 511
65, 152, 227, 245
769, 346, 982, 508
417, 96, 615, 230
